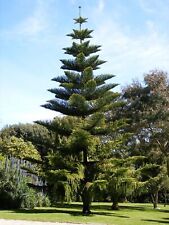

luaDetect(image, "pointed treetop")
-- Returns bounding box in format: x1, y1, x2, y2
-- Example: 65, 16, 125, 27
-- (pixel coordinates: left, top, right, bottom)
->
79, 6, 81, 17
74, 6, 88, 25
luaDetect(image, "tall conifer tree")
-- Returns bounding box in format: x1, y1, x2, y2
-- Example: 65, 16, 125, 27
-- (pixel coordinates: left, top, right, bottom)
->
38, 8, 125, 214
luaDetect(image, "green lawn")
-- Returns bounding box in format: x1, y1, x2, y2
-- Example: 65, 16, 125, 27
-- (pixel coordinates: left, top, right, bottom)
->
0, 202, 168, 225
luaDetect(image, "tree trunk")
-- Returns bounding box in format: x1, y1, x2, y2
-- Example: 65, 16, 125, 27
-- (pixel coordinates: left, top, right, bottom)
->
164, 191, 167, 207
111, 194, 119, 210
82, 149, 91, 215
81, 182, 92, 215
167, 156, 169, 177
151, 191, 158, 209
111, 201, 119, 210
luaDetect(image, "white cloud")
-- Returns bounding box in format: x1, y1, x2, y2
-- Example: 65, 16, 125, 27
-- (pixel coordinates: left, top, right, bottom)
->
139, 0, 169, 20
1, 0, 48, 39
92, 17, 169, 85
97, 0, 105, 13
90, 0, 105, 19
17, 15, 45, 36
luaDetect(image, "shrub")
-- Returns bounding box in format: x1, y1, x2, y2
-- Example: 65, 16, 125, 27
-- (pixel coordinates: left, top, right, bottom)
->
0, 164, 37, 209
36, 192, 51, 207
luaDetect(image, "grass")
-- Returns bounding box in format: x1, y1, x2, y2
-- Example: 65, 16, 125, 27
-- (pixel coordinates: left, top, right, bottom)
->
0, 202, 169, 225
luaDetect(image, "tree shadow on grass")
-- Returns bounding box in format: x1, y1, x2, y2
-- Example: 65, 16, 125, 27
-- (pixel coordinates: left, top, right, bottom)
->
160, 209, 169, 213
120, 205, 147, 211
11, 208, 113, 217
92, 204, 147, 212
12, 208, 81, 215
110, 214, 130, 218
92, 204, 149, 211
92, 204, 146, 212
11, 207, 129, 218
120, 205, 169, 213
91, 204, 111, 211
142, 219, 169, 224
11, 203, 169, 219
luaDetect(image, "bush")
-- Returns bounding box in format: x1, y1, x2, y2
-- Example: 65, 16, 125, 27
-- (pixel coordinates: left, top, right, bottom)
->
0, 165, 37, 209
36, 192, 51, 207
20, 188, 37, 209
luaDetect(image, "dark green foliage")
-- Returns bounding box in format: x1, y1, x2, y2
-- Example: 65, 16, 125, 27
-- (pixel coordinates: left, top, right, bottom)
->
63, 41, 101, 57
121, 70, 169, 208
67, 29, 93, 41
38, 13, 126, 214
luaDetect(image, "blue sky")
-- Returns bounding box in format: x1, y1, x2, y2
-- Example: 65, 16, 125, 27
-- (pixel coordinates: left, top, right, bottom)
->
0, 0, 169, 128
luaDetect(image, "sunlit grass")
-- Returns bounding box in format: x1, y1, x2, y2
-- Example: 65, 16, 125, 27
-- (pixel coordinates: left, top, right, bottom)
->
0, 202, 168, 225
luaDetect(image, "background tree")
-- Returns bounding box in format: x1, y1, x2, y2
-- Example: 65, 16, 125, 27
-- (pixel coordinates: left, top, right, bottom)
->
122, 70, 169, 157
0, 136, 40, 160
96, 156, 143, 210
121, 69, 169, 207
0, 123, 53, 157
